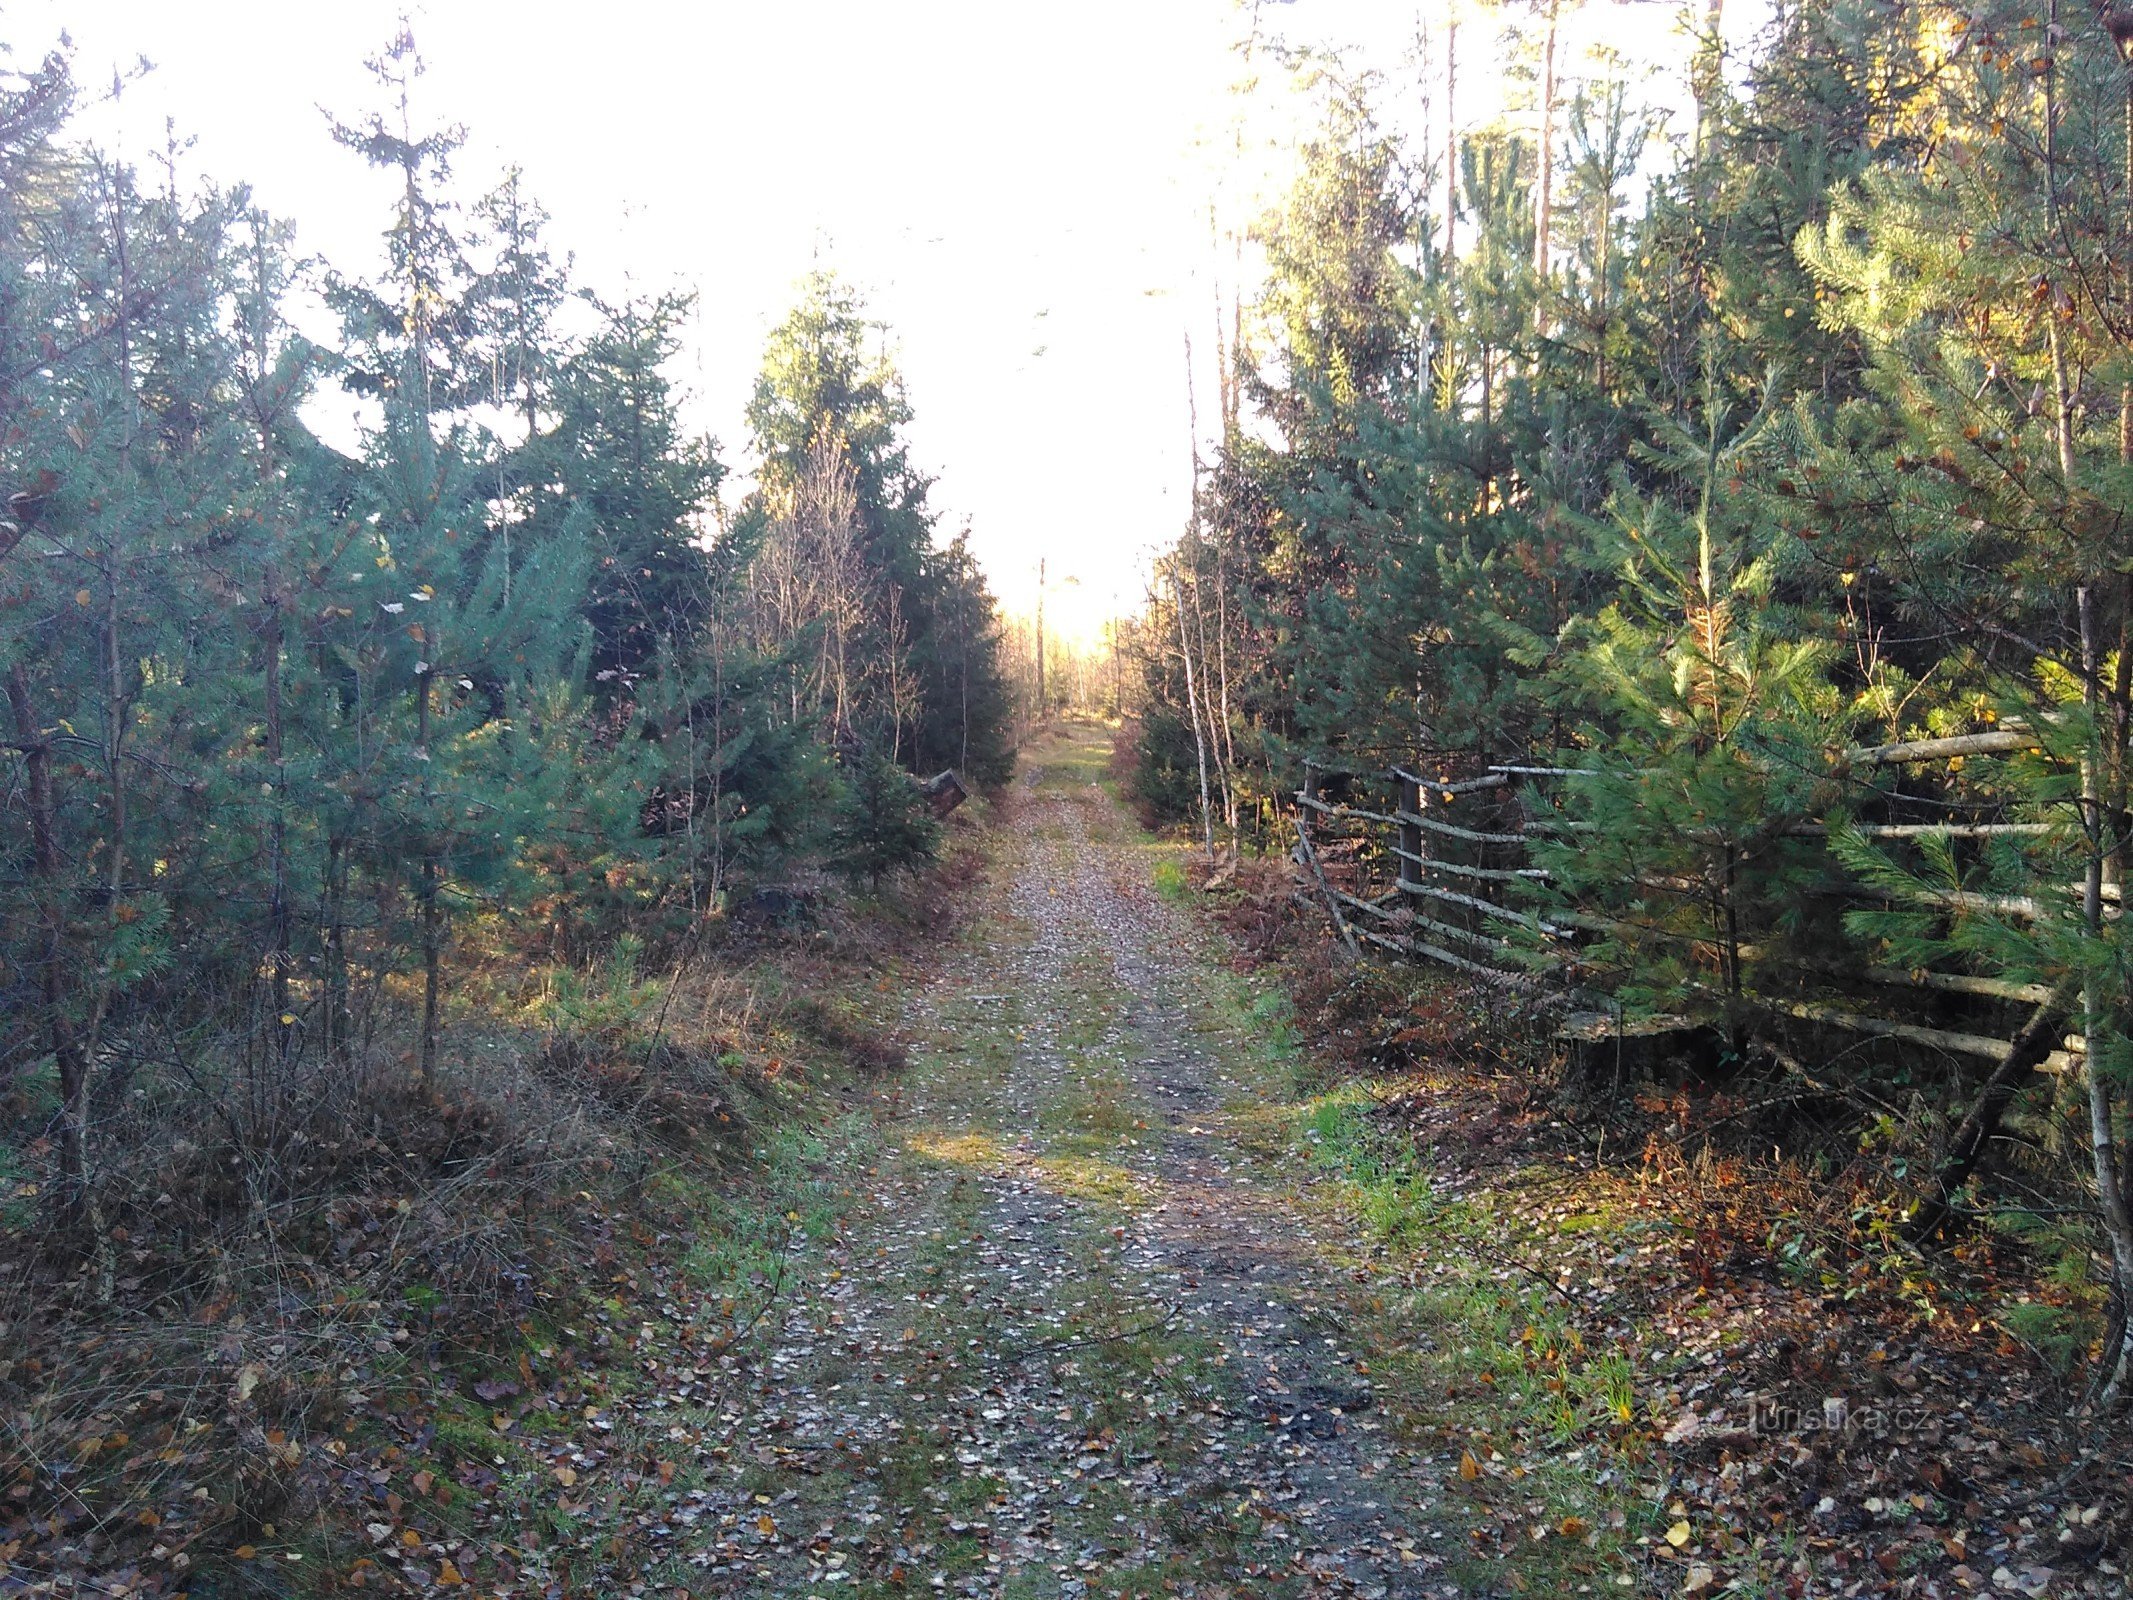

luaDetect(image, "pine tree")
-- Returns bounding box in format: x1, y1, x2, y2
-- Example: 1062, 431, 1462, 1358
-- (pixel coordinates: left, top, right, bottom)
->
545, 289, 725, 691
1520, 368, 1853, 1027
828, 750, 942, 890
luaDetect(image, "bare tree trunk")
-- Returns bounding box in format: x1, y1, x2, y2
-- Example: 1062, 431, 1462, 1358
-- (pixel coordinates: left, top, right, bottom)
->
7, 665, 91, 1220
1172, 564, 1216, 862
1182, 333, 1236, 840
2044, 3, 2078, 484
1693, 0, 1725, 172
242, 215, 297, 1122
2078, 587, 2133, 1407
1184, 539, 1233, 839
1480, 341, 1494, 507
93, 157, 138, 1072
1906, 987, 2075, 1241
417, 667, 441, 1084
1213, 532, 1241, 849
886, 581, 912, 764
1444, 6, 1459, 263
1535, 0, 1560, 286
324, 835, 352, 1067
262, 558, 292, 1127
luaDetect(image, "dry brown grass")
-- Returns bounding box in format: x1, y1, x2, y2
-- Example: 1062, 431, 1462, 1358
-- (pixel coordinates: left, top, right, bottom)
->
0, 830, 994, 1594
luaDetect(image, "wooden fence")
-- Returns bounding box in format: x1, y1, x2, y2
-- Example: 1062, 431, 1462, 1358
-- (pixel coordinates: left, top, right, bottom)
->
1290, 731, 2086, 1077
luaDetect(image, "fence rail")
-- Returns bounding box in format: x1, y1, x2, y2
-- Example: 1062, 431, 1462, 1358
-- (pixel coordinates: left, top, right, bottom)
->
1291, 739, 2080, 1074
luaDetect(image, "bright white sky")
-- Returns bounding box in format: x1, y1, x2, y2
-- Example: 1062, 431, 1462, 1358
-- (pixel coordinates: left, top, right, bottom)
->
14, 0, 1753, 645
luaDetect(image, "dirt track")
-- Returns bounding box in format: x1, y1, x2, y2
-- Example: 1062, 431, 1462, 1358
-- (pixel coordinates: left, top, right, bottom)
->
681, 727, 1462, 1599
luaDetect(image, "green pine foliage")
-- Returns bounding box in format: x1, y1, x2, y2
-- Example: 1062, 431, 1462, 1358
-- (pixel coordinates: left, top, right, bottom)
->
1132, 0, 2133, 1392
0, 27, 1014, 1230
828, 750, 943, 890
1519, 373, 1856, 1020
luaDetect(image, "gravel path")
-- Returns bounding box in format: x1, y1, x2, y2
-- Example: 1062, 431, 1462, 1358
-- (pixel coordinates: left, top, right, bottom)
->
680, 728, 1456, 1600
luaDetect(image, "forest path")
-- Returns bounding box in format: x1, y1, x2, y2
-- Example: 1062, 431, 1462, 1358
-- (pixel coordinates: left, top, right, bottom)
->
678, 725, 1461, 1600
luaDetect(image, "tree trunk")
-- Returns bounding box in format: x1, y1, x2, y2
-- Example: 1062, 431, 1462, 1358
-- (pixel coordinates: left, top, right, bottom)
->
1172, 564, 1216, 862
1905, 986, 2074, 1240
1444, 9, 1459, 263
1535, 0, 1560, 286
417, 667, 442, 1084
1693, 0, 1725, 173
2044, 0, 2079, 485
7, 665, 91, 1221
262, 559, 293, 1129
2078, 586, 2133, 1406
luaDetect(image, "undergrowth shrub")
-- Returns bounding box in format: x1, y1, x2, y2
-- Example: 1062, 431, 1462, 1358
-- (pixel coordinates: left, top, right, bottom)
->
0, 950, 793, 1583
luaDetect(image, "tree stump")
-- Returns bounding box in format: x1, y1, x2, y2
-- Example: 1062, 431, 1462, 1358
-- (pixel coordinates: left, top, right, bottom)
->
921, 770, 968, 818
1555, 1010, 1715, 1103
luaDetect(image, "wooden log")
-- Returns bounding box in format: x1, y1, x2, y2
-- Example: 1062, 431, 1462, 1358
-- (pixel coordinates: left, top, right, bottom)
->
1747, 949, 2052, 1004
1357, 927, 1540, 989
1905, 983, 2077, 1240
1294, 818, 1363, 962
1394, 809, 1528, 846
1765, 997, 2060, 1064
1331, 888, 1405, 924
1846, 729, 2041, 766
1447, 737, 2053, 792
1404, 910, 1519, 954
1522, 818, 1593, 835
1833, 881, 2056, 920
1397, 773, 1424, 922
920, 769, 968, 818
1388, 847, 1549, 883
1786, 821, 2055, 840
1857, 965, 2054, 1004
1392, 766, 1514, 797
1549, 907, 1716, 946
1395, 877, 1572, 938
1295, 792, 1401, 828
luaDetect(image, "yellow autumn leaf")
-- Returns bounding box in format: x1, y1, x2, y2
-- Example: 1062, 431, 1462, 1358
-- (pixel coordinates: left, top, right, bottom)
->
436, 1559, 464, 1585
1458, 1450, 1481, 1481
553, 1464, 576, 1486
756, 1513, 778, 1537
1664, 1519, 1692, 1549
234, 1545, 258, 1560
